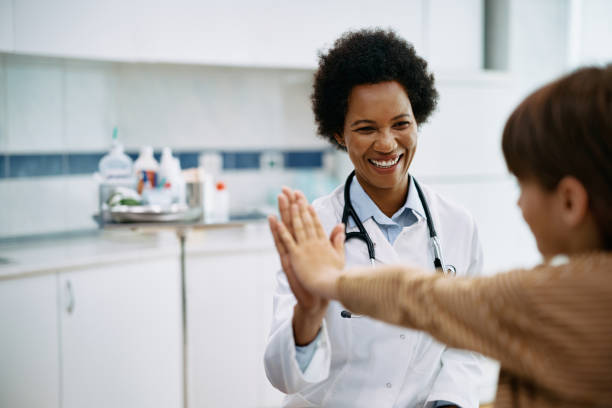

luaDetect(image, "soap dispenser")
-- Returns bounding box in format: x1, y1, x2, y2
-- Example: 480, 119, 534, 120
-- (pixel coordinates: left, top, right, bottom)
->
98, 127, 133, 180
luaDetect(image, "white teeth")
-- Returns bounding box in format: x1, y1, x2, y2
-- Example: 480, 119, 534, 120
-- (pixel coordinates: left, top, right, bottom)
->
370, 156, 400, 168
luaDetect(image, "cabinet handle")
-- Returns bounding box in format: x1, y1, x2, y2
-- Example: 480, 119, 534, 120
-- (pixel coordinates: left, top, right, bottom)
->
65, 280, 75, 314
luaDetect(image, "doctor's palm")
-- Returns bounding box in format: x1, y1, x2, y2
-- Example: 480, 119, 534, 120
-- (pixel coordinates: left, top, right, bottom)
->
278, 199, 346, 300
274, 189, 329, 314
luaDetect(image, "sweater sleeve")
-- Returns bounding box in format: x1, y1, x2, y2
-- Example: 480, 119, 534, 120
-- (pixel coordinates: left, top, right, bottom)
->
337, 255, 612, 402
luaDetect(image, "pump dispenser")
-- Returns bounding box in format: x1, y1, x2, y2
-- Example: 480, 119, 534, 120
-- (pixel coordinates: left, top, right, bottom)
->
98, 127, 133, 179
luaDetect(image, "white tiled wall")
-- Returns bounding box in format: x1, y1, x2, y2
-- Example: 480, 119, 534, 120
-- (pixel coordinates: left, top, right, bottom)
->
0, 175, 100, 237
0, 52, 532, 244
64, 60, 115, 152
6, 56, 64, 152
0, 54, 6, 151
0, 54, 325, 153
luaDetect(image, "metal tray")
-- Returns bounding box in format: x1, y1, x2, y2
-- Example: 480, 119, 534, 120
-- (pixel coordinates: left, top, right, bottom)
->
109, 204, 202, 223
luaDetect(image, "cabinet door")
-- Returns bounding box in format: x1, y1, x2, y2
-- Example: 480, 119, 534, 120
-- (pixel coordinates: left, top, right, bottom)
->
59, 257, 182, 408
256, 254, 286, 408
0, 274, 60, 408
0, 0, 14, 51
187, 249, 283, 407
13, 0, 139, 60
12, 0, 424, 68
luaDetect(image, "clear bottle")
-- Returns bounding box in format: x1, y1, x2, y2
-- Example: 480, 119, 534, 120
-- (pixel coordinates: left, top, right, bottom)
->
98, 127, 133, 180
213, 181, 230, 223
199, 152, 223, 222
158, 147, 186, 205
134, 146, 159, 194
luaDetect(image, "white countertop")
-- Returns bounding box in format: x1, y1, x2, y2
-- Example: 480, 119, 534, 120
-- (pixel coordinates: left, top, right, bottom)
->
0, 221, 274, 280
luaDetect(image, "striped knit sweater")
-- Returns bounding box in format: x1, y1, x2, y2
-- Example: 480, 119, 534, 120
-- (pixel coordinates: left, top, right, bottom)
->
337, 253, 612, 408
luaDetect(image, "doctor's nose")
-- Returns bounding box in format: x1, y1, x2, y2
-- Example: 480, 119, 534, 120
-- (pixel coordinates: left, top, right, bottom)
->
373, 129, 397, 152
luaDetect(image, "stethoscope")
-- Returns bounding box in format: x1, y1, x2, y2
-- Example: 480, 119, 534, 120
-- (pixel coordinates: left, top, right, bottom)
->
340, 170, 456, 318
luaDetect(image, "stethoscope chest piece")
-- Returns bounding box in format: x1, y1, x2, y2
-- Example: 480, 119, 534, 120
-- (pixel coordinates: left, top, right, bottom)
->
443, 264, 457, 276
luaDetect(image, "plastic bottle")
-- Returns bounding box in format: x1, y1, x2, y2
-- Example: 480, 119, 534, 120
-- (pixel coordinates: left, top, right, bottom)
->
134, 146, 159, 194
213, 181, 229, 222
173, 157, 186, 205
98, 127, 133, 180
199, 152, 223, 222
158, 148, 175, 189
158, 147, 186, 205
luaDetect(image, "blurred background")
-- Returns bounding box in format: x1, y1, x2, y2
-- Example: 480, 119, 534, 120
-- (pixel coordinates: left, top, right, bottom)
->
0, 1, 610, 407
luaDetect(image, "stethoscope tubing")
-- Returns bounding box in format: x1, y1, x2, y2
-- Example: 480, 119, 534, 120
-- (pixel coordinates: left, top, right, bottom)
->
340, 170, 455, 319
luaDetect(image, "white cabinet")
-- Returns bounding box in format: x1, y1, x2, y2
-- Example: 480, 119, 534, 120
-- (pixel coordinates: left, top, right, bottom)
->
13, 0, 139, 61
9, 0, 489, 70
11, 0, 425, 68
58, 257, 182, 408
0, 0, 14, 52
0, 274, 60, 408
187, 248, 284, 407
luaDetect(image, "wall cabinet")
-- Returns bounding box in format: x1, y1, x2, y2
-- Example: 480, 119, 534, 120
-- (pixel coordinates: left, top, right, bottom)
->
6, 0, 486, 71
8, 0, 428, 68
0, 274, 60, 408
0, 0, 14, 52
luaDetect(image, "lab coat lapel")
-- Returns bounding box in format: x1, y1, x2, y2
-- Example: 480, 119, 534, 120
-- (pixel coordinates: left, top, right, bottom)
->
393, 217, 435, 272
347, 218, 400, 266
365, 218, 401, 265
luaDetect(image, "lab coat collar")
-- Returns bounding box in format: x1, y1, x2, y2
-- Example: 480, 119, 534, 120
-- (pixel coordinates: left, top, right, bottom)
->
346, 174, 426, 229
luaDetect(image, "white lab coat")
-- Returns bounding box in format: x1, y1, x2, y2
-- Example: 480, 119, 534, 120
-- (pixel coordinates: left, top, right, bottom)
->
264, 181, 485, 408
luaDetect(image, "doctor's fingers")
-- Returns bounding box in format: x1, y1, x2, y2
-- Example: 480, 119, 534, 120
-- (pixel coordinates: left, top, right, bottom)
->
268, 216, 290, 258
277, 193, 294, 235
275, 217, 299, 254
307, 205, 327, 239
290, 203, 308, 243
293, 190, 308, 207
329, 223, 346, 253
270, 217, 310, 297
296, 201, 318, 240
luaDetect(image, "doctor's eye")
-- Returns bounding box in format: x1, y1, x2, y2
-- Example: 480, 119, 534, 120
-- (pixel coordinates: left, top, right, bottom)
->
354, 126, 377, 134
393, 121, 411, 129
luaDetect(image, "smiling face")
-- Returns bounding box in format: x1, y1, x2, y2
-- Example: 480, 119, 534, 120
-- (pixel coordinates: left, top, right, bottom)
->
335, 81, 418, 211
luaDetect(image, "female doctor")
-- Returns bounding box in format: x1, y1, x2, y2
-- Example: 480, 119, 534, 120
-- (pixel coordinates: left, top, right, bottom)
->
264, 29, 485, 407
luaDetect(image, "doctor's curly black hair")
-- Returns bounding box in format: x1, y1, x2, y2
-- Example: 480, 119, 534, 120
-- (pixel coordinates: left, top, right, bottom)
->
311, 28, 438, 150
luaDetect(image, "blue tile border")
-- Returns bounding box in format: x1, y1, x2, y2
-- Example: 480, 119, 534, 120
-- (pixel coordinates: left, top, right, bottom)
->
8, 154, 65, 178
67, 153, 104, 175
0, 149, 329, 179
284, 151, 323, 168
177, 152, 199, 169
222, 151, 261, 170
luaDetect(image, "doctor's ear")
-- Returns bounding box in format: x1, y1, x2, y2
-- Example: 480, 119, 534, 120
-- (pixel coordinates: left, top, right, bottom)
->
334, 133, 345, 147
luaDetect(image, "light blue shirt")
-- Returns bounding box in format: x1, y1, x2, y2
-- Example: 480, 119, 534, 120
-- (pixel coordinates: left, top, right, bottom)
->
346, 174, 424, 245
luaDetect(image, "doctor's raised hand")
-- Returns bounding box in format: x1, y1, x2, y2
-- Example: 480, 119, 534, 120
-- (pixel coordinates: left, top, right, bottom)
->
268, 188, 336, 345
271, 196, 346, 301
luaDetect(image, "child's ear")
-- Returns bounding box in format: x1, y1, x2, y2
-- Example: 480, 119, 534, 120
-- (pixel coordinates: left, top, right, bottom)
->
556, 176, 589, 227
